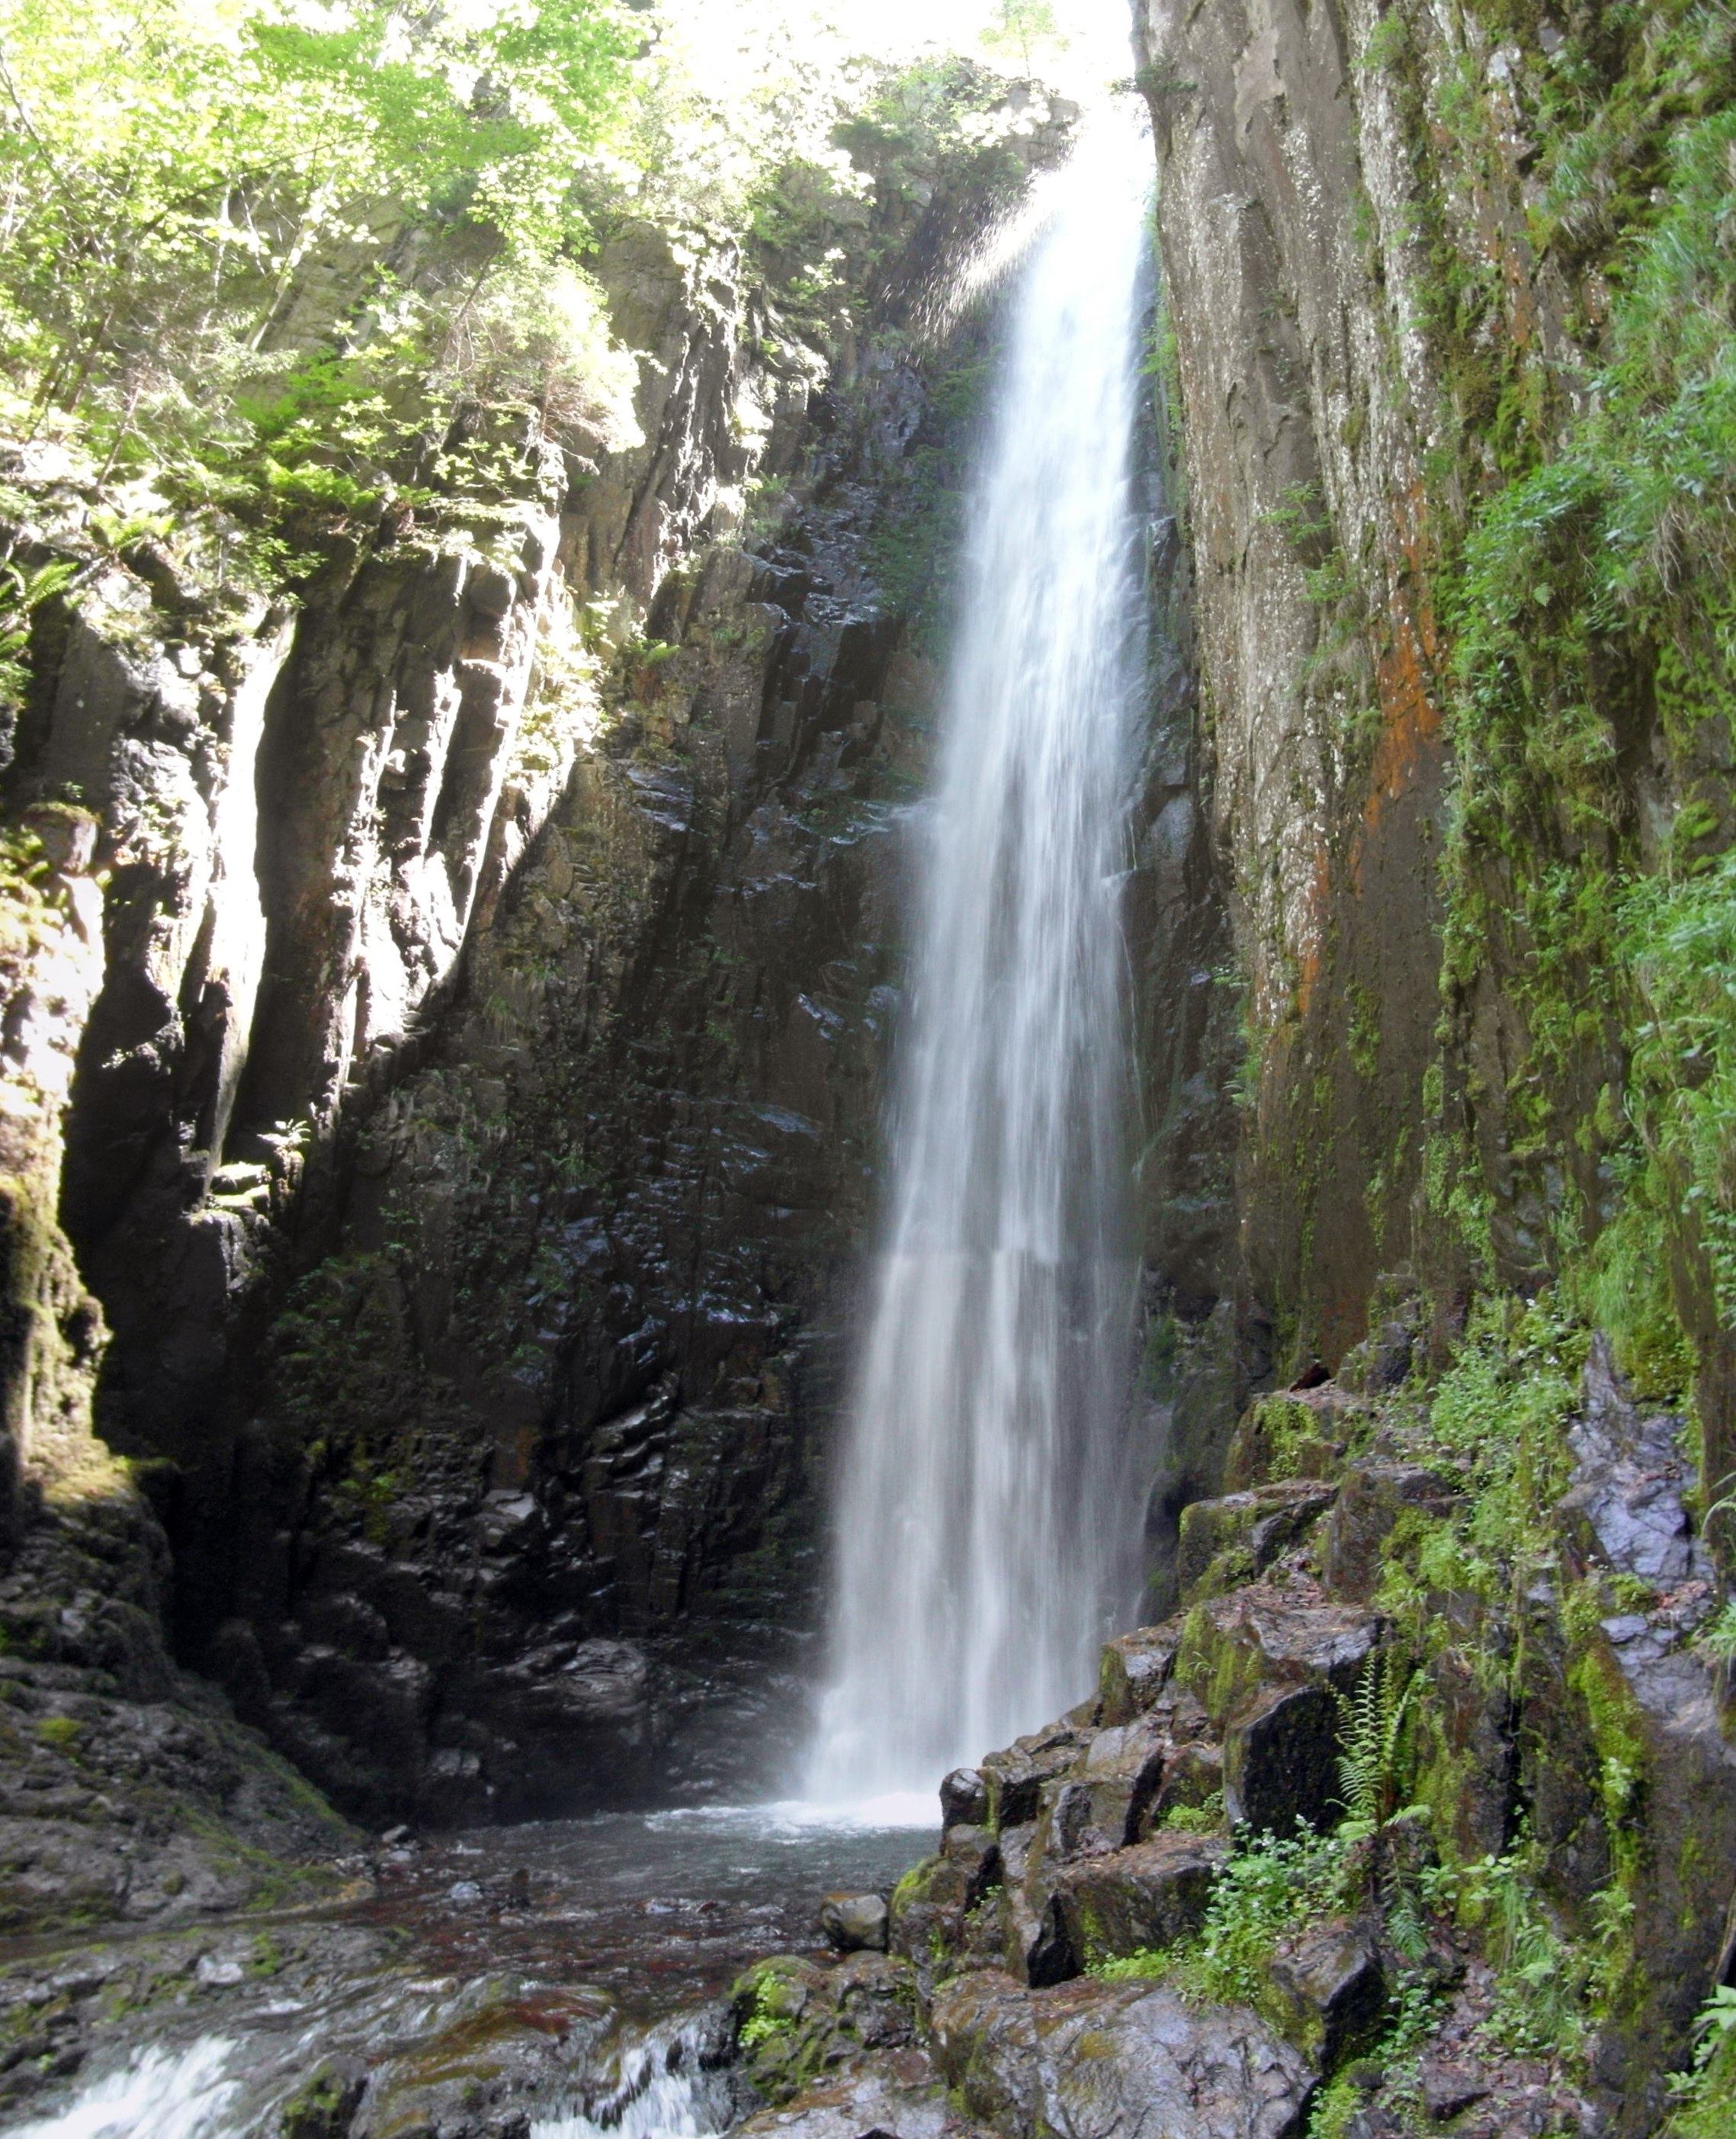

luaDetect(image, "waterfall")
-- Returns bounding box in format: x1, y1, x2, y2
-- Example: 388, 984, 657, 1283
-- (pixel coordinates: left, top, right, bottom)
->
808, 119, 1152, 1801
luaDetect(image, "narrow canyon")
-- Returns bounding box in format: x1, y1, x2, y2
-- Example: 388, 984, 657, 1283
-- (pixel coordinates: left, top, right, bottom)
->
0, 1, 1731, 2135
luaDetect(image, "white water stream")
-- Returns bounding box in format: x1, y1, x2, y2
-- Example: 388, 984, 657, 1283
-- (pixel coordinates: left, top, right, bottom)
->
807, 120, 1152, 1800
5, 111, 1156, 2139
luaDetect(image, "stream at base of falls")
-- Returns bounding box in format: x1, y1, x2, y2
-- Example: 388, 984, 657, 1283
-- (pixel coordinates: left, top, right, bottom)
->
0, 1807, 931, 2139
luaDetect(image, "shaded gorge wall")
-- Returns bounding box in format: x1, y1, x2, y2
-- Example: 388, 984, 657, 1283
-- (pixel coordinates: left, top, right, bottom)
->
0, 80, 1111, 1827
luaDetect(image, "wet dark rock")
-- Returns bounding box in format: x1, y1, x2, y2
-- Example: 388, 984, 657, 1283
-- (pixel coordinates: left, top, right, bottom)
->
734, 2044, 974, 2139
1320, 1466, 1459, 1604
1173, 1589, 1380, 1729
888, 1854, 974, 1979
981, 1728, 1086, 1829
941, 1822, 1003, 1900
1559, 1337, 1712, 1590
1578, 1607, 1736, 2096
1043, 1830, 1227, 1977
1223, 1681, 1342, 1837
1420, 2061, 1491, 2121
281, 2061, 368, 2139
1097, 1624, 1181, 1725
1178, 1481, 1339, 1603
1267, 1917, 1385, 2069
941, 1767, 990, 1827
1422, 1636, 1518, 1864
929, 1969, 1314, 2139
1064, 1716, 1173, 1848
733, 1952, 920, 2106
820, 1892, 889, 1954
0, 1489, 358, 1933
351, 1983, 614, 2137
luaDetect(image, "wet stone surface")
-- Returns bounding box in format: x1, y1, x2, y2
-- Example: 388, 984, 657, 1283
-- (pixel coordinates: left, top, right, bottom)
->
0, 1808, 932, 2136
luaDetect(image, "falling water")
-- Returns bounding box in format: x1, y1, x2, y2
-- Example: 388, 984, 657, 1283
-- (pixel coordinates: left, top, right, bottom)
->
808, 120, 1153, 1801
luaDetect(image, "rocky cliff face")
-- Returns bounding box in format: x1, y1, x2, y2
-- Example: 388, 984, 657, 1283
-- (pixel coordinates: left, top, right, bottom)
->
1123, 0, 1736, 2119
0, 83, 1087, 1836
1131, 0, 1736, 1458
1133, 0, 1458, 1379
719, 1315, 1736, 2139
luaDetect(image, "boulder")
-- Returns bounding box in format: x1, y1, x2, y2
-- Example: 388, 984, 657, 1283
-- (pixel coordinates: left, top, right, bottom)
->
1044, 1830, 1228, 1975
981, 1727, 1086, 1828
734, 2045, 970, 2139
1057, 1717, 1172, 1852
930, 1970, 1314, 2139
1178, 1482, 1340, 1604
1223, 1681, 1343, 1836
941, 1768, 990, 1827
942, 1822, 1002, 1900
1098, 1624, 1182, 1725
1266, 1916, 1385, 2068
351, 1983, 611, 2137
888, 1854, 972, 1969
1319, 1465, 1458, 1604
1006, 1887, 1076, 1989
820, 1892, 889, 1954
1173, 1590, 1378, 1736
733, 1953, 919, 2105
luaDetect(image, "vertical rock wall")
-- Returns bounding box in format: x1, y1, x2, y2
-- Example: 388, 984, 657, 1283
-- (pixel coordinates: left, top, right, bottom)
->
1131, 0, 1736, 1404
0, 90, 1086, 1824
1134, 0, 1455, 1379
1128, 6, 1736, 2114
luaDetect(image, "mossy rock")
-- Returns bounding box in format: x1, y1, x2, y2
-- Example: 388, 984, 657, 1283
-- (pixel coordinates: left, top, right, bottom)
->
1224, 1393, 1358, 1492
730, 1951, 919, 2104
887, 1852, 972, 1970
1176, 1481, 1338, 1605
279, 2060, 366, 2139
1171, 1591, 1378, 1733
1097, 1623, 1182, 1726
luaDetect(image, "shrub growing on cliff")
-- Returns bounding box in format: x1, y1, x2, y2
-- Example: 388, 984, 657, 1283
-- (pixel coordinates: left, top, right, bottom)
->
1426, 10, 1736, 1402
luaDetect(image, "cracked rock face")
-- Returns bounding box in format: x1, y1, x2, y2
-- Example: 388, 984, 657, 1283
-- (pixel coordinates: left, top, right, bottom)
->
0, 96, 1150, 1829
930, 1971, 1313, 2139
1564, 1334, 1715, 1591
0, 63, 1243, 1832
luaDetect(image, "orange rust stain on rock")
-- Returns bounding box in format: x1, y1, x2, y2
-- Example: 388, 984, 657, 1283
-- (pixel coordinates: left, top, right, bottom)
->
1371, 615, 1439, 801
1294, 839, 1333, 1021
1355, 596, 1442, 898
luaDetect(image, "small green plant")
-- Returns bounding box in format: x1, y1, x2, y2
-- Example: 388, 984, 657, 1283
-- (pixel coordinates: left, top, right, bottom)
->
1162, 1790, 1225, 1834
0, 557, 81, 708
739, 2006, 789, 2049
737, 1971, 798, 2051
1664, 1984, 1736, 2136
1446, 1847, 1591, 2059
1333, 1649, 1418, 1842
1307, 2074, 1363, 2139
1177, 1824, 1349, 2006
1358, 14, 1410, 74
1702, 1475, 1736, 1562
1696, 1598, 1736, 1668
1088, 1946, 1168, 1982
36, 1715, 82, 1753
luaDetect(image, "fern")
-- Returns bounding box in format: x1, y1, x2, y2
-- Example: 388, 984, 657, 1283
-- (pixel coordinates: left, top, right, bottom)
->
1333, 1649, 1417, 1840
